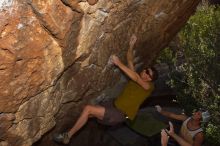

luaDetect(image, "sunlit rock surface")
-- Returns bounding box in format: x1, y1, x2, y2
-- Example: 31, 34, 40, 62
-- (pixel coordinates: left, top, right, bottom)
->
0, 0, 200, 145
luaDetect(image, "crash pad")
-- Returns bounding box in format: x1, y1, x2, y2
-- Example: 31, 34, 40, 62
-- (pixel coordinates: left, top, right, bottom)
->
127, 112, 168, 137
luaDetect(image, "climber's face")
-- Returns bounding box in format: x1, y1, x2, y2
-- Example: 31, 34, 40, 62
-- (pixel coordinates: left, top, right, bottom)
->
140, 68, 153, 81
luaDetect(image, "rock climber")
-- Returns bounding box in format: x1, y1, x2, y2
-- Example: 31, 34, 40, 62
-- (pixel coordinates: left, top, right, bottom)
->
53, 34, 158, 144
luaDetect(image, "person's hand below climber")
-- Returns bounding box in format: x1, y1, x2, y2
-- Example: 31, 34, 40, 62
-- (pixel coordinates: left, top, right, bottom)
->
165, 121, 175, 136
161, 129, 170, 146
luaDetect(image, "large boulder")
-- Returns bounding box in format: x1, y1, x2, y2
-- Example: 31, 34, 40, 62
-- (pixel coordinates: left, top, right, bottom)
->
0, 0, 200, 145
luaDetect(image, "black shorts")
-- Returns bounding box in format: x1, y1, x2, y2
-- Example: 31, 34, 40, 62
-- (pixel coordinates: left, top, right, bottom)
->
98, 100, 126, 126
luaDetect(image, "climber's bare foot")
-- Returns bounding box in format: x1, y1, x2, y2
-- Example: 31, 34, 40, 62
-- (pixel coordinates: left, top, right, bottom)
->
87, 0, 98, 5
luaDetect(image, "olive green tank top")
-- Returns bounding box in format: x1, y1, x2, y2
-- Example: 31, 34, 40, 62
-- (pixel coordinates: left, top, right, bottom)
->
114, 81, 154, 120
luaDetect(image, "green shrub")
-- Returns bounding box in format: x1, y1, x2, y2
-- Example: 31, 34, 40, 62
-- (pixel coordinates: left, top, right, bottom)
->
157, 5, 220, 145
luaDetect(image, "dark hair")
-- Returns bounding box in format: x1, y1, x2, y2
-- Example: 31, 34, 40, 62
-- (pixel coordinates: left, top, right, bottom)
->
146, 66, 158, 81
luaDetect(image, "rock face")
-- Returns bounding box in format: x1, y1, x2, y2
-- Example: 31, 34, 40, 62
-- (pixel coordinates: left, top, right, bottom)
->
0, 0, 200, 146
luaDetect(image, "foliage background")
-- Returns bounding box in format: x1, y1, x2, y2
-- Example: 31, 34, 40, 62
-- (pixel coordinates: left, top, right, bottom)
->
157, 4, 220, 146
